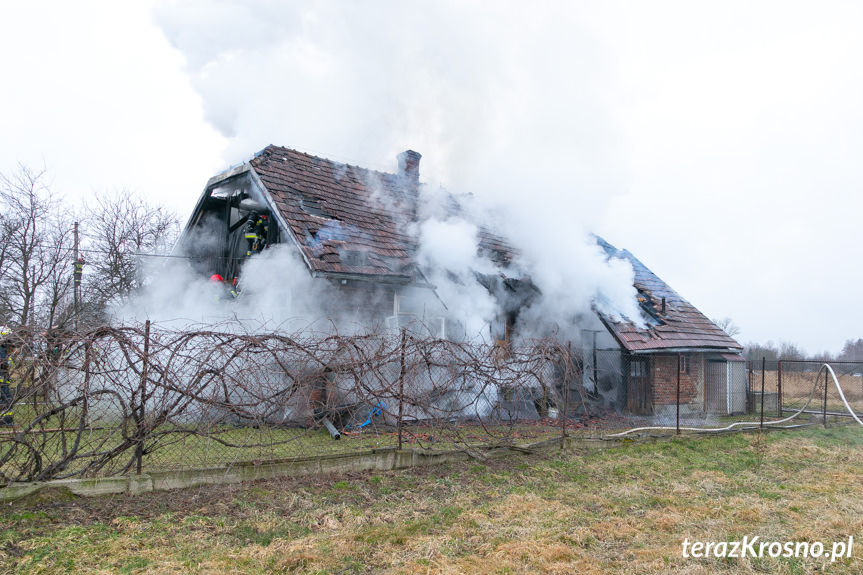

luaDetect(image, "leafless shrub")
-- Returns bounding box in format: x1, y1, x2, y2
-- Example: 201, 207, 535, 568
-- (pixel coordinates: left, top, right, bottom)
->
0, 324, 585, 483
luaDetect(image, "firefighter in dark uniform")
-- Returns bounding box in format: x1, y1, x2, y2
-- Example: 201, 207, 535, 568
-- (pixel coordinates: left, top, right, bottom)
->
244, 211, 269, 256
0, 326, 13, 426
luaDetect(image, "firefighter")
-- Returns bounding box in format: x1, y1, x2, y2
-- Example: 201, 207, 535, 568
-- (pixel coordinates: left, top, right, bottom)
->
244, 211, 269, 256
209, 274, 238, 301
73, 257, 84, 286
0, 326, 13, 426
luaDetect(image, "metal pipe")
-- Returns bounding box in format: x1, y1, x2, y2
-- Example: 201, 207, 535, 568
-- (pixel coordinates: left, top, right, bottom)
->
747, 360, 751, 413
562, 341, 571, 440
777, 360, 783, 417
760, 357, 766, 429
823, 366, 829, 428
323, 417, 341, 440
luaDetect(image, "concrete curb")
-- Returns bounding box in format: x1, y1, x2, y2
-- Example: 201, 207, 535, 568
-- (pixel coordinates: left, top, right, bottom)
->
0, 435, 627, 502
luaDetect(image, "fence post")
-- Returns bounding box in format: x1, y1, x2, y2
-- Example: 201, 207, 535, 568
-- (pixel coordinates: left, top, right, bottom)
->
82, 336, 92, 431
676, 354, 681, 435
747, 360, 751, 412
136, 320, 150, 475
760, 357, 765, 429
397, 329, 406, 451
823, 365, 829, 429
562, 341, 571, 440
777, 360, 783, 417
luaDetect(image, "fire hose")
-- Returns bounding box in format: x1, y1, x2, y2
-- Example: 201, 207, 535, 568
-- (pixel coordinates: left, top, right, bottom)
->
607, 363, 863, 437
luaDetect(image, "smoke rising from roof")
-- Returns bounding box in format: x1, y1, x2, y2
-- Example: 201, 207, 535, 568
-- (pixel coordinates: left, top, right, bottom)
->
6, 1, 863, 352
117, 242, 395, 335
152, 2, 627, 197
149, 1, 644, 339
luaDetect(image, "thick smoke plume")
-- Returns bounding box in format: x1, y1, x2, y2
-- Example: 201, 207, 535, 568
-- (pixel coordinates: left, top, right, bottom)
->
140, 1, 643, 340
118, 244, 366, 334
117, 167, 641, 345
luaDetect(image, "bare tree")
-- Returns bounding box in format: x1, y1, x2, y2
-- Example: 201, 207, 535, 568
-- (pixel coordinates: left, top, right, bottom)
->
84, 190, 179, 307
0, 165, 76, 329
712, 316, 741, 337
778, 340, 806, 361
744, 340, 778, 362
838, 338, 863, 362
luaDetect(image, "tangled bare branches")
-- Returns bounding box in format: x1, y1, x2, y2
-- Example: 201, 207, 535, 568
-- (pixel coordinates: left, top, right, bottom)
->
0, 324, 587, 484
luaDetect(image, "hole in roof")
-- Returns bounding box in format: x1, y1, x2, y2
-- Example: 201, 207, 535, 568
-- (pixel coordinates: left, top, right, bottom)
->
300, 198, 336, 219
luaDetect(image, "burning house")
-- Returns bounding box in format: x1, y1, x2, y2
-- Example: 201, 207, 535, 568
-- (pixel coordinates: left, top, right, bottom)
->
176, 145, 538, 341
174, 145, 546, 427
589, 238, 745, 416
176, 145, 743, 419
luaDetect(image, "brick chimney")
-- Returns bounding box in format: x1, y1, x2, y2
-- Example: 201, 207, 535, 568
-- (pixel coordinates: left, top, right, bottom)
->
397, 150, 421, 183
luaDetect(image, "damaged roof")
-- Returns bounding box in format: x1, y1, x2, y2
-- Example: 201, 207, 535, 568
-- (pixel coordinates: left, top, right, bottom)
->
595, 237, 743, 353
249, 145, 514, 283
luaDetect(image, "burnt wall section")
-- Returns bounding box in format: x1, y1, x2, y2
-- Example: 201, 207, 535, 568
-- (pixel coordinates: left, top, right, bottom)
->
324, 281, 398, 332
651, 354, 702, 410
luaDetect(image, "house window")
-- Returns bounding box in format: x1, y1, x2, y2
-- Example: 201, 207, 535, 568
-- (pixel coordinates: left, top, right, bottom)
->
630, 360, 647, 377
680, 356, 689, 374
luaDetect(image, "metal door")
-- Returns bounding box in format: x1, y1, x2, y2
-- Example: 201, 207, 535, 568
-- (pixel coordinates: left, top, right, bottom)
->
728, 360, 747, 414
706, 360, 728, 414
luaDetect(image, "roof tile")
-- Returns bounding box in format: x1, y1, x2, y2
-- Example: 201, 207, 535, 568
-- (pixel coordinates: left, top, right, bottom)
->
251, 146, 514, 281
595, 237, 743, 352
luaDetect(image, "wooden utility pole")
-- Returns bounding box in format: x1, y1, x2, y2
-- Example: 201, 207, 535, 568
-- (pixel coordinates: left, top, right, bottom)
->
73, 222, 80, 328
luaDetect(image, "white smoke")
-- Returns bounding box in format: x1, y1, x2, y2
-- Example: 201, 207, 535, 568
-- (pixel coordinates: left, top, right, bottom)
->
119, 241, 405, 335
148, 1, 642, 341
414, 216, 498, 342
113, 255, 228, 327
151, 2, 627, 189
229, 244, 334, 332
417, 219, 480, 275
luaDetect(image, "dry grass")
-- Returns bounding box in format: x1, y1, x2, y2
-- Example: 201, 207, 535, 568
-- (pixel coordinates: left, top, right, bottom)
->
3, 425, 863, 574
774, 371, 863, 416
779, 371, 863, 397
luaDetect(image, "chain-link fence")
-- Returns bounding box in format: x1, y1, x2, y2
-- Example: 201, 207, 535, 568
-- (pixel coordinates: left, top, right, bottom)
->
754, 359, 863, 422
0, 323, 593, 484
592, 352, 857, 434
601, 354, 863, 435
2, 324, 860, 486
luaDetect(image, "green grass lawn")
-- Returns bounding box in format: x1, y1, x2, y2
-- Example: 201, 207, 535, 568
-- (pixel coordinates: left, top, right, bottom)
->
2, 424, 863, 574
0, 420, 569, 481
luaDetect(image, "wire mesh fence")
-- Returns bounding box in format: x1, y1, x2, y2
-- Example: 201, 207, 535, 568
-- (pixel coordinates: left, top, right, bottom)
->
763, 360, 863, 421
1, 323, 860, 486
0, 323, 591, 484
595, 351, 753, 432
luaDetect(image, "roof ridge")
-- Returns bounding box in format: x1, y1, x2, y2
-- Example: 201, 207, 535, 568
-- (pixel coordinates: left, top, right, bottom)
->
257, 144, 403, 181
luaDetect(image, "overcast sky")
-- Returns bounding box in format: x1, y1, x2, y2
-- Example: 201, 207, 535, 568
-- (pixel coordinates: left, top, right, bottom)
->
2, 1, 861, 354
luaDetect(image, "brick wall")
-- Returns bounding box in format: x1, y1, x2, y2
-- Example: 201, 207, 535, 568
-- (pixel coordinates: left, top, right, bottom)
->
652, 354, 701, 406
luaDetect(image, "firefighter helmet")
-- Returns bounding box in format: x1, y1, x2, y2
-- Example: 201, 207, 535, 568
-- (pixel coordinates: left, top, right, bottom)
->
209, 274, 224, 283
